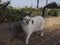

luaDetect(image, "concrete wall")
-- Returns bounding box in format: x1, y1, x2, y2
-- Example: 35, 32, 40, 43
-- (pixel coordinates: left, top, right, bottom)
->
0, 21, 22, 41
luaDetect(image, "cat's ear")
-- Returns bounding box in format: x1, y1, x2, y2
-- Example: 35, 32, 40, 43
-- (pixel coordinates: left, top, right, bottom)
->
29, 12, 32, 15
18, 10, 27, 17
28, 12, 32, 16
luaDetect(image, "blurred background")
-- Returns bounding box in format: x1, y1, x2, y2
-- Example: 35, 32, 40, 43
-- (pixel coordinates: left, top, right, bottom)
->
0, 0, 60, 23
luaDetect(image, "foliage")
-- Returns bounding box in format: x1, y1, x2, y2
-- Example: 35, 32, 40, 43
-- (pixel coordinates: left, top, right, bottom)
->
21, 8, 42, 16
48, 9, 59, 17
0, 1, 60, 23
6, 6, 22, 22
58, 5, 60, 9
47, 2, 57, 8
0, 1, 11, 23
0, 1, 21, 23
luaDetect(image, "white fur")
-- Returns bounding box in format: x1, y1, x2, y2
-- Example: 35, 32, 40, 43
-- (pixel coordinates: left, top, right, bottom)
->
21, 16, 44, 44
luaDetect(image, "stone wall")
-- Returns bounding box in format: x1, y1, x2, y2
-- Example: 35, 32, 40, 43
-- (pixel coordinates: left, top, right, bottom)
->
0, 21, 22, 41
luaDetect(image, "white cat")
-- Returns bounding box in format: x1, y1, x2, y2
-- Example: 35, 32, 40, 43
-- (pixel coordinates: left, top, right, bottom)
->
21, 6, 46, 44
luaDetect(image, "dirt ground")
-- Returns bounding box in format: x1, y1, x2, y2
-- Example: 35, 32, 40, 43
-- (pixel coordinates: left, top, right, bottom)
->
0, 24, 60, 45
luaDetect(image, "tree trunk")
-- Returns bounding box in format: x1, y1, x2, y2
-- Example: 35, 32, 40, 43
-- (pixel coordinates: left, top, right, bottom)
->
37, 0, 39, 8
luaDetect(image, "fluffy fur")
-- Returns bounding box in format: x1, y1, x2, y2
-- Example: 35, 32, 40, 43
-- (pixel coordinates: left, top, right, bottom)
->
21, 15, 44, 44
21, 6, 47, 44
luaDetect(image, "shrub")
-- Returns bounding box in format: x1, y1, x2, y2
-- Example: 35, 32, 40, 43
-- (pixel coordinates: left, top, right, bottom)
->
48, 9, 59, 17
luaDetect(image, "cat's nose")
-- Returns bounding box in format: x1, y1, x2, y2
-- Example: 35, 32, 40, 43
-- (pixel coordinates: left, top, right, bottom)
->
26, 19, 30, 24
